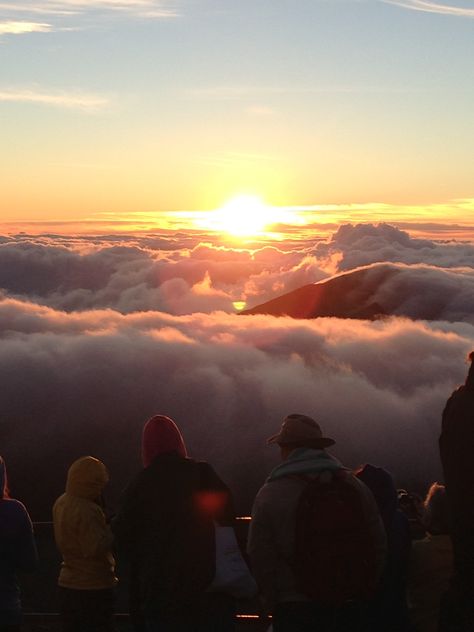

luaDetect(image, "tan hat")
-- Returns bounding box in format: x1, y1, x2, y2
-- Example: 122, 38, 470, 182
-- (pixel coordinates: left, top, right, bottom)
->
267, 413, 335, 448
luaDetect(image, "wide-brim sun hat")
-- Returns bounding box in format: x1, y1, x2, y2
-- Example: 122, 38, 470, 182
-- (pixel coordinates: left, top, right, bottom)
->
267, 413, 335, 448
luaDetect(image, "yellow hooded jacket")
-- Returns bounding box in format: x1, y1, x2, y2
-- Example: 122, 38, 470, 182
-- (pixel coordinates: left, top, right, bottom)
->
53, 456, 117, 590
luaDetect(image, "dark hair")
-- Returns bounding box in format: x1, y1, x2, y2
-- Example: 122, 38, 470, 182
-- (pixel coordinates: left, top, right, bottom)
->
424, 483, 450, 535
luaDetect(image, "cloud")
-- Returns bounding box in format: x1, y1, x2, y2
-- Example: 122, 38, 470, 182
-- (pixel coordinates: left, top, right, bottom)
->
1, 224, 474, 317
0, 88, 110, 110
315, 222, 474, 271
246, 262, 474, 324
0, 0, 179, 18
1, 225, 474, 518
0, 20, 52, 34
0, 236, 326, 314
383, 0, 474, 17
1, 294, 473, 519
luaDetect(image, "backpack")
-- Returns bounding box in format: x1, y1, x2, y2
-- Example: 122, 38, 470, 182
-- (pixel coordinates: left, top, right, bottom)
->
293, 469, 379, 606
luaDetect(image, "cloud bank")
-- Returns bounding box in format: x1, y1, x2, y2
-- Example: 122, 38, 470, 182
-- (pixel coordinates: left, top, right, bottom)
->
1, 222, 473, 518
1, 294, 473, 518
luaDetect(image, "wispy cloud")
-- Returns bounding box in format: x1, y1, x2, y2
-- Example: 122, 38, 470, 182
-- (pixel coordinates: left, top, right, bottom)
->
383, 0, 474, 17
0, 88, 110, 111
0, 20, 52, 34
0, 1, 179, 18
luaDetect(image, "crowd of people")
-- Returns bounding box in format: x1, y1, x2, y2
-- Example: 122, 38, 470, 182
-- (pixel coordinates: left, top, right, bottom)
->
1, 351, 474, 632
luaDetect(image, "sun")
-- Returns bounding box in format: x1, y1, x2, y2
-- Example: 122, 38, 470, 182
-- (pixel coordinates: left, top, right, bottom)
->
209, 195, 274, 237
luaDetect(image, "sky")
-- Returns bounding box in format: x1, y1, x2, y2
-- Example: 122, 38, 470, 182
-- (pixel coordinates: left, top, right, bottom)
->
1, 1, 474, 517
1, 0, 473, 226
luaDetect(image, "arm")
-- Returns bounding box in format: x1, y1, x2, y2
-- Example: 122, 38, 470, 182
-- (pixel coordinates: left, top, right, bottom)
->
15, 503, 39, 572
79, 503, 114, 558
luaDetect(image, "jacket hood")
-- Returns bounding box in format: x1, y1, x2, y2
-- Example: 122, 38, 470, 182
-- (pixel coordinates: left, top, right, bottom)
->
267, 448, 344, 482
142, 415, 187, 467
0, 456, 7, 499
355, 464, 397, 527
65, 456, 109, 500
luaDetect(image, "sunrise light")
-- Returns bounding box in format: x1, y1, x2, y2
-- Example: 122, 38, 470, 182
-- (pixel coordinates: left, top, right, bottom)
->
212, 195, 273, 236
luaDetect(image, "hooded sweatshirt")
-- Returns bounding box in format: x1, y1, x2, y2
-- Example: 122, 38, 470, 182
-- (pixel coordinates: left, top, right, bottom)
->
248, 448, 387, 609
53, 456, 116, 590
113, 415, 234, 615
0, 457, 38, 618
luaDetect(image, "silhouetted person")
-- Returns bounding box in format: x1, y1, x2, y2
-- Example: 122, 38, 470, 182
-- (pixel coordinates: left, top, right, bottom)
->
113, 414, 235, 632
355, 464, 411, 632
247, 413, 386, 632
0, 456, 38, 632
409, 483, 453, 632
53, 456, 117, 632
439, 351, 474, 629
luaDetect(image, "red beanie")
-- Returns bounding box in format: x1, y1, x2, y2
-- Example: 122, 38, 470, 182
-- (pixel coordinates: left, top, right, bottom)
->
142, 415, 187, 467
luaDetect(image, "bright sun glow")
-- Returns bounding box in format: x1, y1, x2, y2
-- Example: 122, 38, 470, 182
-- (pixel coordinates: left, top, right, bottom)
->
211, 195, 274, 236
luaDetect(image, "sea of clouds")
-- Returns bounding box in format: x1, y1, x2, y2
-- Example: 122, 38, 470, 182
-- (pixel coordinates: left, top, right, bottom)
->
1, 223, 474, 517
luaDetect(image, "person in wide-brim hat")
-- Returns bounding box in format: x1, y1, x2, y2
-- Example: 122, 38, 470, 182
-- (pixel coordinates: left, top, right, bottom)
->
267, 412, 336, 449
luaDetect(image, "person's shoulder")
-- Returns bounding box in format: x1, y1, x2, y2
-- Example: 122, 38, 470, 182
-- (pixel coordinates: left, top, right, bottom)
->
1, 497, 30, 515
255, 477, 294, 502
0, 498, 33, 529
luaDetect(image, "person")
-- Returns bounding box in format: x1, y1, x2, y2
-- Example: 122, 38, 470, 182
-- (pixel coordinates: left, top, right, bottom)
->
0, 456, 38, 632
113, 414, 236, 632
247, 413, 386, 632
408, 483, 453, 632
439, 351, 474, 629
52, 456, 117, 632
355, 464, 411, 632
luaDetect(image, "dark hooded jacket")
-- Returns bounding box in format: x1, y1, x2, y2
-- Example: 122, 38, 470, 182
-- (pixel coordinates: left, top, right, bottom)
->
0, 457, 38, 619
439, 355, 474, 588
356, 464, 411, 631
114, 416, 234, 617
113, 453, 234, 616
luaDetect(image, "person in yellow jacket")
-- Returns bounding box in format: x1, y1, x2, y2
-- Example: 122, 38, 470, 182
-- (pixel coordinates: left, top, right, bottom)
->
53, 456, 117, 632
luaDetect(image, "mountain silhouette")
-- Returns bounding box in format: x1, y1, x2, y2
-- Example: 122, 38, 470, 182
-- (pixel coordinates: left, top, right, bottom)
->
241, 262, 467, 321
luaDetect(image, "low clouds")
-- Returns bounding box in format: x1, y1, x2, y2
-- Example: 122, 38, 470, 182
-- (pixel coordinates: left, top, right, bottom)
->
0, 236, 323, 314
246, 262, 474, 324
2, 222, 473, 518
316, 222, 474, 271
1, 223, 473, 316
2, 294, 473, 518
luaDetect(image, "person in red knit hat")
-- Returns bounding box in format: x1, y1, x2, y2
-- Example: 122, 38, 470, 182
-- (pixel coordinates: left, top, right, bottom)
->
114, 414, 236, 631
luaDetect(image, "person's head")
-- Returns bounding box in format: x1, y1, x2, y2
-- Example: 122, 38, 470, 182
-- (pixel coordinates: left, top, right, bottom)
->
267, 413, 335, 460
424, 482, 450, 535
355, 464, 397, 527
142, 414, 187, 467
0, 456, 9, 499
65, 456, 109, 501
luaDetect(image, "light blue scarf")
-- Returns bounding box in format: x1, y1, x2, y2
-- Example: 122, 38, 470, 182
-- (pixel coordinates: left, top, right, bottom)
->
267, 448, 345, 482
